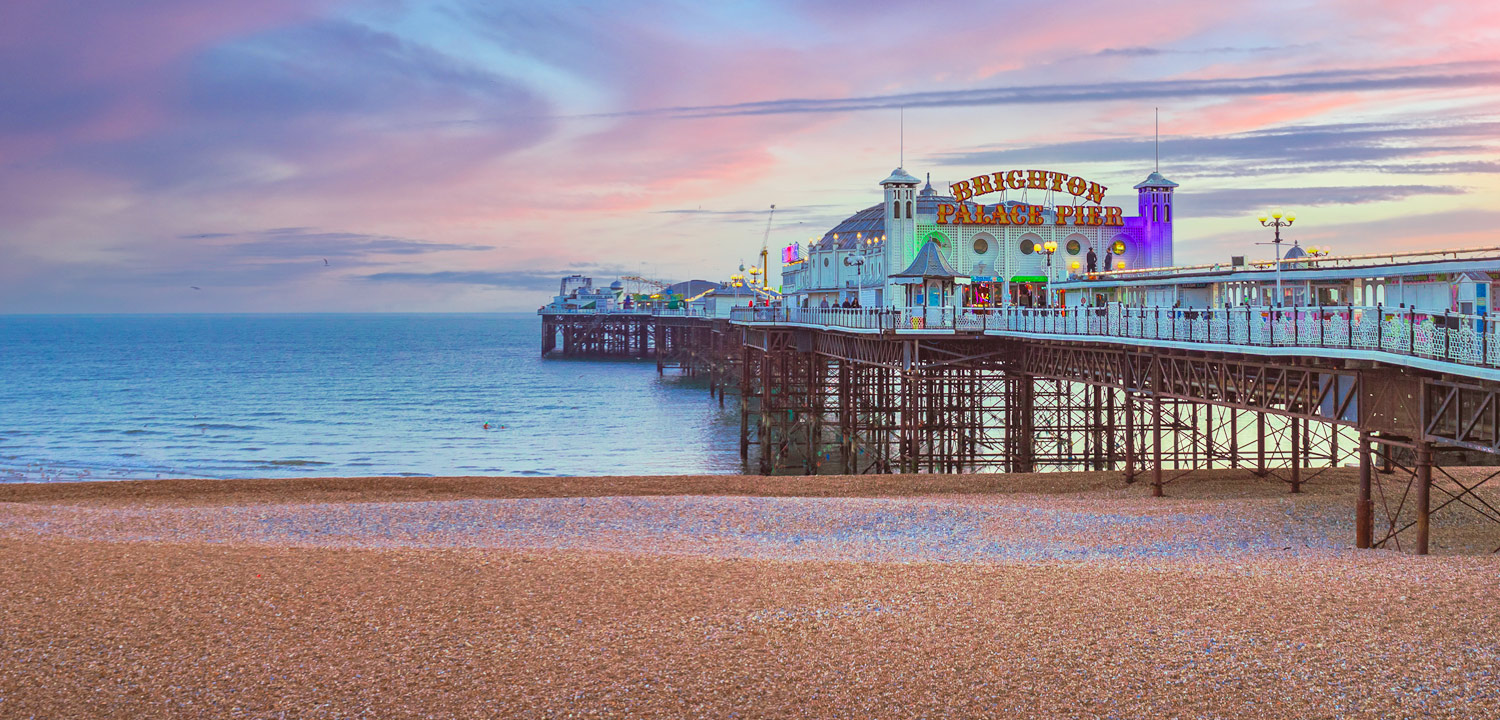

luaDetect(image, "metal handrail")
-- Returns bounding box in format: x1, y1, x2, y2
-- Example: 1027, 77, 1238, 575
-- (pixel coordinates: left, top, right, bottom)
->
730, 304, 1500, 370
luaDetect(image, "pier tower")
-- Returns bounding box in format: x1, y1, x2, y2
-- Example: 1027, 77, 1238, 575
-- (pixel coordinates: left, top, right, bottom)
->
1134, 171, 1177, 269
880, 167, 920, 305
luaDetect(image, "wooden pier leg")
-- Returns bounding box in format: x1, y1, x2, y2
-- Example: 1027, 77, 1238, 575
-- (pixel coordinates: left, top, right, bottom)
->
1229, 409, 1240, 469
1152, 393, 1164, 497
1357, 431, 1373, 549
805, 353, 817, 476
1254, 411, 1268, 477
739, 347, 750, 463
1123, 391, 1137, 483
759, 348, 774, 475
1092, 384, 1105, 471
1415, 442, 1432, 555
1106, 387, 1118, 471
1017, 376, 1035, 474
1290, 416, 1302, 493
1201, 403, 1213, 470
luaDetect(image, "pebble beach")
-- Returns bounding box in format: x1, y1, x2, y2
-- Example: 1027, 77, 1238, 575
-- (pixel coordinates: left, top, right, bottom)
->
2, 469, 1498, 718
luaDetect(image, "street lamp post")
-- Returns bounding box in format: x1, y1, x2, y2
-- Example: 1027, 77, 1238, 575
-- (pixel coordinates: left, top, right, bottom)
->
1041, 239, 1059, 306
1258, 209, 1296, 305
843, 254, 865, 305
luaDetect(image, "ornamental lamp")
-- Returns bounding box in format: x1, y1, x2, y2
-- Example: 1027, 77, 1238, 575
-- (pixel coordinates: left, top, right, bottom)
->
1272, 209, 1283, 220
1287, 213, 1297, 223
1257, 214, 1268, 223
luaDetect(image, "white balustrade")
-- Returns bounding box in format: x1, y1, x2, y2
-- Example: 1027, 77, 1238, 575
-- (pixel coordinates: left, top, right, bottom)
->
729, 303, 1500, 372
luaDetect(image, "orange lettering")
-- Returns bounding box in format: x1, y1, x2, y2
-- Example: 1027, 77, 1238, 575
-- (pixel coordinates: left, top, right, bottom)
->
1104, 206, 1123, 226
1005, 170, 1025, 190
1049, 171, 1066, 192
937, 204, 954, 224
1026, 205, 1044, 224
970, 174, 995, 196
992, 204, 1011, 225
1086, 206, 1103, 226
1055, 206, 1074, 225
1085, 181, 1107, 205
1066, 176, 1087, 197
1026, 170, 1047, 189
951, 180, 974, 203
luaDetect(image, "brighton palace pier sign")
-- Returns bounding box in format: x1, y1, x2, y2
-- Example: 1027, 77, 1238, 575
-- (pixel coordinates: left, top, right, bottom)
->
938, 170, 1124, 227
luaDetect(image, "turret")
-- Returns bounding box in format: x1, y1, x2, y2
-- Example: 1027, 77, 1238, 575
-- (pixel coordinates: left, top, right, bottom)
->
880, 167, 920, 306
1134, 171, 1178, 269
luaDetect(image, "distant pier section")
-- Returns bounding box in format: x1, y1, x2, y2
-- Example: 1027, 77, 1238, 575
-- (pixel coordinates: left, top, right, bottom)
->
539, 273, 770, 395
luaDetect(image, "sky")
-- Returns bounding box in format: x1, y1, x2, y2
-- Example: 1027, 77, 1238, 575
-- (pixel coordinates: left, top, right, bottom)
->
3, 0, 1500, 313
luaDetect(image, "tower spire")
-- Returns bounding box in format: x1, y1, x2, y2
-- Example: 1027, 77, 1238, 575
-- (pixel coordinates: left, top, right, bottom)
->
899, 106, 904, 168
1155, 107, 1159, 173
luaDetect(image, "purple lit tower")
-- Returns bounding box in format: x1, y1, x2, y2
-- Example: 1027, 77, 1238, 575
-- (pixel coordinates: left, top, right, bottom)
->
1129, 171, 1177, 269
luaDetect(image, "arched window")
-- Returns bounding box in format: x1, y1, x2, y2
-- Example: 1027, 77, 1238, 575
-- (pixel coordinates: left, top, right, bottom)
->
1165, 205, 1171, 222
1152, 205, 1158, 222
893, 202, 900, 219
906, 200, 913, 218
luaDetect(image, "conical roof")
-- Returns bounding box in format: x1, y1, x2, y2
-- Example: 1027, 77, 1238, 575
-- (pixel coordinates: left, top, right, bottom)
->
891, 240, 964, 279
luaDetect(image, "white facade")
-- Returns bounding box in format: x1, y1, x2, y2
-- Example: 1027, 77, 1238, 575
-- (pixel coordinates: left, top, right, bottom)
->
782, 168, 1175, 308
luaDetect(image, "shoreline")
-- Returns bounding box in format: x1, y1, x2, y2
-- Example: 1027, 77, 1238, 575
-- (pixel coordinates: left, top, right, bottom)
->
0, 467, 1359, 505
4, 470, 1499, 717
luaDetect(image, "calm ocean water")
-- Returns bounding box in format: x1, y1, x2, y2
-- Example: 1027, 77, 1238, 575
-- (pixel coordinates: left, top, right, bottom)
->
0, 314, 744, 482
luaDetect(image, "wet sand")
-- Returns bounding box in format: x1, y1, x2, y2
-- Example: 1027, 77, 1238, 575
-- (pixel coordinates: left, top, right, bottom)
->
2, 469, 1498, 718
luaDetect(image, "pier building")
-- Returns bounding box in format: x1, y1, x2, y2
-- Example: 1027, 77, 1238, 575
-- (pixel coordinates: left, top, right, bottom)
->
781, 167, 1175, 310
539, 157, 1500, 557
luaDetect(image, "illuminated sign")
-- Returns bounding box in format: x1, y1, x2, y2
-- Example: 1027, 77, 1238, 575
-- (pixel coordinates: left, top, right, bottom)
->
782, 243, 803, 264
939, 170, 1125, 227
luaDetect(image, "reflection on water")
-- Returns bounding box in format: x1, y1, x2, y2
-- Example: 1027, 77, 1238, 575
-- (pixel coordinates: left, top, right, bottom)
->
0, 314, 743, 481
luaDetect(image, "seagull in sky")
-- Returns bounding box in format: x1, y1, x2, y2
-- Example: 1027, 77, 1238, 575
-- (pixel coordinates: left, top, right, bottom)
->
323, 258, 329, 266
190, 286, 201, 290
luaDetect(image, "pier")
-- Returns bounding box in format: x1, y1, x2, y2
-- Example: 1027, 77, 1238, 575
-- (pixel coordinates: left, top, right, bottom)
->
540, 302, 1500, 554
722, 303, 1500, 554
540, 308, 742, 402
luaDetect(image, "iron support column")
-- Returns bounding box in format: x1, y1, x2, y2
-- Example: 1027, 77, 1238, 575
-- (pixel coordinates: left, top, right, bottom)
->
1290, 416, 1302, 493
1415, 442, 1432, 555
1357, 431, 1372, 549
1152, 393, 1164, 497
1124, 391, 1137, 483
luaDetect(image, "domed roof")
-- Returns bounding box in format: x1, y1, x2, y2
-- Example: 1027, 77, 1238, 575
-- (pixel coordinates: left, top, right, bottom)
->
609, 280, 624, 289
1283, 243, 1308, 260
665, 279, 719, 298
815, 204, 886, 250
1133, 171, 1179, 189
881, 167, 920, 186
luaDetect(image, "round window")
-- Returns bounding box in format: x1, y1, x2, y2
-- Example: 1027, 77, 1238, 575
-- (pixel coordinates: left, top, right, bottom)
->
973, 237, 989, 254
823, 257, 829, 267
1020, 239, 1035, 255
1066, 239, 1081, 255
1111, 239, 1127, 255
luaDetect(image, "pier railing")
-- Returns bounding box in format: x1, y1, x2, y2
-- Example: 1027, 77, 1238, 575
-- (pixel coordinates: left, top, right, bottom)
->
539, 307, 710, 317
732, 304, 1500, 370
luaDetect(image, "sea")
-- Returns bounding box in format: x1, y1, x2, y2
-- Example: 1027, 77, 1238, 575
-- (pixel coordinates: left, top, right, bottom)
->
0, 314, 744, 482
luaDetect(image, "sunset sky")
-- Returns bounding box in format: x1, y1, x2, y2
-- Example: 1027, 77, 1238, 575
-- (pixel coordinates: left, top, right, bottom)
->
3, 0, 1499, 312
